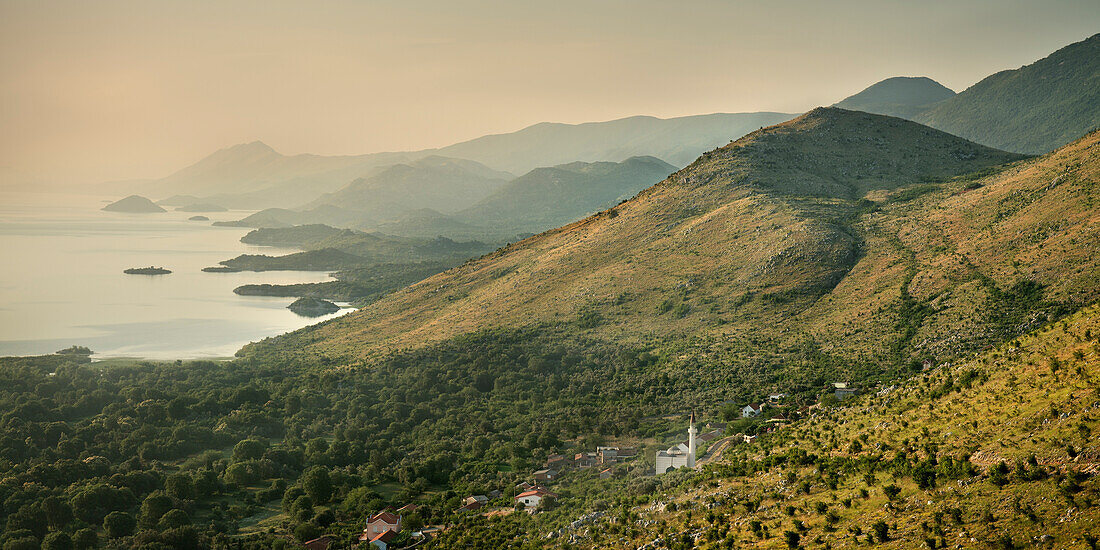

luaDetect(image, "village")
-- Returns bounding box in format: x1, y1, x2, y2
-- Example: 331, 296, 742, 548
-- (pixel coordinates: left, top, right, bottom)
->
302, 382, 859, 549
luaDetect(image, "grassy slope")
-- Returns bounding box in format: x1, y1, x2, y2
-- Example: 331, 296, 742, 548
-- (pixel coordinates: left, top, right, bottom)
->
578, 304, 1100, 549
242, 108, 1031, 363
806, 128, 1100, 362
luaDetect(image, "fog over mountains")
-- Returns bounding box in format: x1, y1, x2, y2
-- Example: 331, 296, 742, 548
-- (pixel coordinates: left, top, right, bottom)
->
142, 111, 794, 211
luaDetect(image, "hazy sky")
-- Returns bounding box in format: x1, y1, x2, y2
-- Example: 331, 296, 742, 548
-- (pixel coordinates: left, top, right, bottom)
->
2, 0, 1098, 185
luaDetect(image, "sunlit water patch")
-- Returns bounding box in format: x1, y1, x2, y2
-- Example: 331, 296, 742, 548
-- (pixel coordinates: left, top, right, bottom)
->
0, 191, 352, 359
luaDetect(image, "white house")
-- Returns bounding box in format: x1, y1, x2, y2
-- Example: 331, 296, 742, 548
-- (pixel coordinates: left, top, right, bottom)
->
742, 403, 763, 418
515, 488, 557, 508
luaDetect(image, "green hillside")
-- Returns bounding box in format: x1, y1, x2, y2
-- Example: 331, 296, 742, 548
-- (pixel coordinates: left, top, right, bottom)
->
255, 108, 1032, 361
440, 302, 1100, 549
914, 33, 1100, 154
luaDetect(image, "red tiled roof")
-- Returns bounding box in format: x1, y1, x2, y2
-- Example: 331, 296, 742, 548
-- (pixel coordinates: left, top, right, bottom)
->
303, 536, 334, 550
369, 511, 401, 525
371, 530, 397, 543
515, 489, 557, 499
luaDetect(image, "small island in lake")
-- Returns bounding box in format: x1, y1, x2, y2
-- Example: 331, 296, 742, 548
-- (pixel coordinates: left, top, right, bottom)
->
56, 345, 93, 356
102, 195, 166, 213
124, 266, 172, 275
188, 215, 210, 221
287, 296, 340, 317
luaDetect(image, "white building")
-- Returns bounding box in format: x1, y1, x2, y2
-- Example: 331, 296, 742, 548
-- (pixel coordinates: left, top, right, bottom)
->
515, 488, 556, 508
742, 403, 762, 417
655, 412, 697, 474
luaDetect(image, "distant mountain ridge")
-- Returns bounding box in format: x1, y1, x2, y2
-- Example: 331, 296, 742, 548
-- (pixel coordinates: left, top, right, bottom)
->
914, 32, 1100, 154
222, 156, 678, 241
837, 33, 1100, 154
145, 141, 422, 201
833, 76, 956, 119
139, 112, 795, 207
450, 156, 676, 236
433, 112, 796, 174
306, 155, 513, 215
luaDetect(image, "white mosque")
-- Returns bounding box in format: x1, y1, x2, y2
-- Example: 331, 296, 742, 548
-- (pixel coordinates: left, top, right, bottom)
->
655, 411, 697, 474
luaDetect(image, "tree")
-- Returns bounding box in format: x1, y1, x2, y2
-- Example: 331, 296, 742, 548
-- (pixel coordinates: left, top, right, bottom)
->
73, 528, 98, 550
872, 521, 890, 543
313, 508, 335, 528
71, 484, 134, 524
42, 496, 73, 530
405, 512, 425, 531
139, 492, 173, 528
3, 538, 40, 550
167, 397, 191, 420
232, 438, 267, 462
302, 467, 333, 504
104, 511, 137, 539
160, 526, 200, 549
6, 504, 47, 539
42, 532, 73, 550
882, 484, 901, 500
282, 486, 306, 512
159, 508, 191, 529
784, 530, 801, 549
294, 522, 321, 542
165, 473, 194, 500
224, 462, 259, 487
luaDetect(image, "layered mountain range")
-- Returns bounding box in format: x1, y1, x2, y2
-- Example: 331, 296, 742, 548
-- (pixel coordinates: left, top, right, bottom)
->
245, 106, 1100, 366
836, 33, 1100, 154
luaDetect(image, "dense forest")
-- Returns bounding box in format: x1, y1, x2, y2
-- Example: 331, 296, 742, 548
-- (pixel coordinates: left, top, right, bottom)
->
0, 322, 895, 549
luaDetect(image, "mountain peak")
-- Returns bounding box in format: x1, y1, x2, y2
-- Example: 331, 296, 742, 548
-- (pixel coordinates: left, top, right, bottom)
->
689, 106, 1026, 199
222, 140, 278, 156
834, 76, 955, 119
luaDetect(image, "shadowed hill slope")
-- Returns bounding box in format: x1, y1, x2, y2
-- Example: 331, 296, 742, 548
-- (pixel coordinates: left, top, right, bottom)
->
453, 156, 676, 235
306, 155, 513, 214
244, 108, 1062, 364
834, 76, 956, 119
914, 33, 1100, 154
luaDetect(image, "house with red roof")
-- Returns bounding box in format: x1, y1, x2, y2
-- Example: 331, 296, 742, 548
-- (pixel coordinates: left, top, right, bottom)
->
359, 511, 401, 541
515, 488, 557, 509
367, 530, 396, 550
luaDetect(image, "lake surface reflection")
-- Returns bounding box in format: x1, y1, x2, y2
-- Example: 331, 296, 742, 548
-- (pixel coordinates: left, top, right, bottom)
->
0, 191, 352, 359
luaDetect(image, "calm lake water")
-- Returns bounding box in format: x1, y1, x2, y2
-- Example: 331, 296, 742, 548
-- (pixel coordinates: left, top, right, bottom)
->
0, 191, 352, 359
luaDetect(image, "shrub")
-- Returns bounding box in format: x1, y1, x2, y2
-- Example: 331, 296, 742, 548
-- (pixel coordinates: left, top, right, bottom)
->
871, 520, 889, 542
